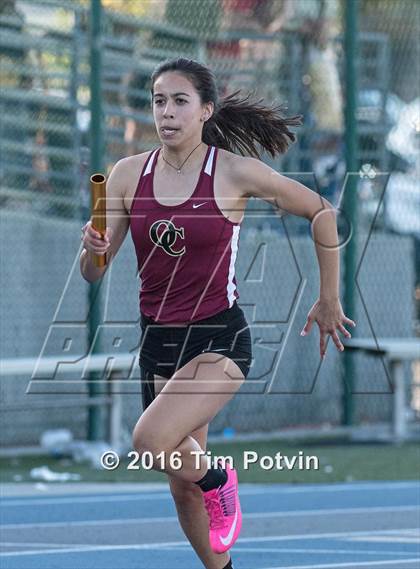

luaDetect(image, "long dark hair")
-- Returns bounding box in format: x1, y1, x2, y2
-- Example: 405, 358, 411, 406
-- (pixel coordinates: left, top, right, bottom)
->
150, 57, 303, 159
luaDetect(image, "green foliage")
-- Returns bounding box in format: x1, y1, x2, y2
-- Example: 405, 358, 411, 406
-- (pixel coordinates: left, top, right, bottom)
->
74, 0, 156, 17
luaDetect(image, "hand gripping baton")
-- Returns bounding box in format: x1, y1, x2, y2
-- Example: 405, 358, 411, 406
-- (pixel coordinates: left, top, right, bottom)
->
90, 173, 107, 267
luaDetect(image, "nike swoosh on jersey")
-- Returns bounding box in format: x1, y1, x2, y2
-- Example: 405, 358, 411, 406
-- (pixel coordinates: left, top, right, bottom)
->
220, 508, 238, 546
192, 202, 207, 208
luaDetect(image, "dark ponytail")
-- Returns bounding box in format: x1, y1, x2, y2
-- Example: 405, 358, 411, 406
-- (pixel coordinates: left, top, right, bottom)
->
203, 90, 302, 158
151, 57, 303, 159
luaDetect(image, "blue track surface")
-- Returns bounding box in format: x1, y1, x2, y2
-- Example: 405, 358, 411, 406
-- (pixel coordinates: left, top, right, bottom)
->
1, 481, 419, 568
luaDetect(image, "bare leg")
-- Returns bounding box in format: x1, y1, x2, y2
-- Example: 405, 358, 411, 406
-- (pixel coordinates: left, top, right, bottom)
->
168, 422, 231, 569
149, 372, 231, 569
132, 353, 245, 482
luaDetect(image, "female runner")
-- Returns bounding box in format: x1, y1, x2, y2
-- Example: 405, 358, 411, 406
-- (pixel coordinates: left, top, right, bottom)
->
80, 57, 356, 569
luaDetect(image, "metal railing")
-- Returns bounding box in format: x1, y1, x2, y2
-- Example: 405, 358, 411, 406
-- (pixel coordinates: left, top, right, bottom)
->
0, 354, 131, 448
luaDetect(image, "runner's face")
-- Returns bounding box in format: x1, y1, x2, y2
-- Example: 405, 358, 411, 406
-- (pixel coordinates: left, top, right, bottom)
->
152, 72, 209, 145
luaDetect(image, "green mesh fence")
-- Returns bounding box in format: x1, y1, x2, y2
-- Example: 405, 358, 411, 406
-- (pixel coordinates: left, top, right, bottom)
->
1, 1, 418, 231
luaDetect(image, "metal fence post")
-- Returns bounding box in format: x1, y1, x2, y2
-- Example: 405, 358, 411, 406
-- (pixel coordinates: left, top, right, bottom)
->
88, 0, 105, 441
342, 0, 360, 426
108, 370, 122, 449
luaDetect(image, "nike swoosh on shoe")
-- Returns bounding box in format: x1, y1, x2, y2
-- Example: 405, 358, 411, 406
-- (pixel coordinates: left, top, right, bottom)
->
220, 509, 238, 546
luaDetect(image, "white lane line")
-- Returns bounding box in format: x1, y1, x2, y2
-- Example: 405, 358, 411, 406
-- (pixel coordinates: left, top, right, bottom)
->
1, 543, 75, 548
158, 545, 418, 556
2, 542, 417, 556
1, 528, 419, 557
0, 544, 420, 569
263, 559, 420, 569
0, 542, 183, 558
246, 506, 420, 518
256, 547, 419, 557
238, 481, 420, 494
232, 548, 418, 556
1, 505, 419, 530
1, 494, 172, 507
164, 528, 420, 546
0, 516, 179, 529
347, 536, 420, 544
2, 481, 418, 506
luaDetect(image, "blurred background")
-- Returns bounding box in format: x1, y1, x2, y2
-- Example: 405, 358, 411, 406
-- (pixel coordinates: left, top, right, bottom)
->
0, 0, 419, 482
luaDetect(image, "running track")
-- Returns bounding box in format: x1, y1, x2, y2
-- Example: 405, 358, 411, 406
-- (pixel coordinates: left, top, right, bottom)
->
1, 481, 419, 568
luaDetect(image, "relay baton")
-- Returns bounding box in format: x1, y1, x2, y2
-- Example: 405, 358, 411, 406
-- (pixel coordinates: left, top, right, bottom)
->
90, 173, 107, 267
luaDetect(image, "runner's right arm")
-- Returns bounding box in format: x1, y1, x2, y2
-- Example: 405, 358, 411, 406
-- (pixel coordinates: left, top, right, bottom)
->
80, 159, 130, 283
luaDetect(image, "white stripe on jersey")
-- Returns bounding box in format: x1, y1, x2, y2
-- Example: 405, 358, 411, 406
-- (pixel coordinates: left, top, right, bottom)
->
227, 225, 240, 307
143, 149, 159, 176
204, 146, 215, 176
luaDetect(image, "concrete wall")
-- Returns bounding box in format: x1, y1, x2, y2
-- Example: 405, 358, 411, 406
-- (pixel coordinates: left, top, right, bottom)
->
0, 211, 415, 445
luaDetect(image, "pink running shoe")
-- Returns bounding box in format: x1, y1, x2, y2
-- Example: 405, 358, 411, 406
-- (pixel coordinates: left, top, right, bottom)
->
202, 462, 242, 554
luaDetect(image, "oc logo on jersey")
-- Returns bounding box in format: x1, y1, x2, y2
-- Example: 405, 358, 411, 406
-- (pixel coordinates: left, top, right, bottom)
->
149, 219, 186, 257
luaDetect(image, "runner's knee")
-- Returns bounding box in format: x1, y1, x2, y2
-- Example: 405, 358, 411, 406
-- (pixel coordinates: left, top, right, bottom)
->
168, 474, 202, 503
132, 418, 164, 456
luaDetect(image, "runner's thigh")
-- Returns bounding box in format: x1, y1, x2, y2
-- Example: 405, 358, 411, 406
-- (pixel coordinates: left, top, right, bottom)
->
154, 372, 209, 493
135, 354, 243, 454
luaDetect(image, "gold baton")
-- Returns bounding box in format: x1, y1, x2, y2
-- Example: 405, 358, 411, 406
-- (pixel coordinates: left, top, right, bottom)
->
90, 173, 107, 267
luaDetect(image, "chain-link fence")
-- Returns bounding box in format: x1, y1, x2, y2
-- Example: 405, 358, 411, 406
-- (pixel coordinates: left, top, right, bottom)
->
1, 1, 418, 232
1, 0, 418, 445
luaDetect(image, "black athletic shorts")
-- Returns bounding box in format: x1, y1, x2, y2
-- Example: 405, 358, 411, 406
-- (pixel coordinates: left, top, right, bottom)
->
139, 300, 252, 410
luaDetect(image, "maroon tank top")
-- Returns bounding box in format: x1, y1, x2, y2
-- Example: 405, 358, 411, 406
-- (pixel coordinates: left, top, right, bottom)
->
129, 145, 241, 324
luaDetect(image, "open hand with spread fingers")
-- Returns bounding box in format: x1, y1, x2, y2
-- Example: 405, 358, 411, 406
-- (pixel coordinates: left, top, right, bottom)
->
300, 298, 356, 359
